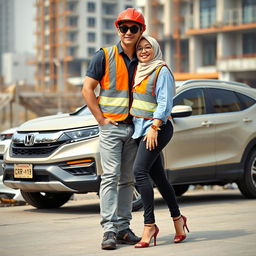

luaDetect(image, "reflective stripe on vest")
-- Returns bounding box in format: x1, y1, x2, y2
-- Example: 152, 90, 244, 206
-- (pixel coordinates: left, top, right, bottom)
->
98, 46, 129, 121
132, 99, 157, 112
130, 65, 171, 119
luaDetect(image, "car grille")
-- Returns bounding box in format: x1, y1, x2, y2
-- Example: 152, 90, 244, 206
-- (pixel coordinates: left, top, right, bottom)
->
65, 165, 96, 176
11, 141, 65, 158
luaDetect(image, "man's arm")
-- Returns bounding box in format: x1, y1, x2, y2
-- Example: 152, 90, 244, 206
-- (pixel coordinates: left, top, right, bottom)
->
82, 76, 117, 126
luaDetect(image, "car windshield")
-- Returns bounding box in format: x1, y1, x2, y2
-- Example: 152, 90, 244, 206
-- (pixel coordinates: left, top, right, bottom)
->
69, 105, 92, 116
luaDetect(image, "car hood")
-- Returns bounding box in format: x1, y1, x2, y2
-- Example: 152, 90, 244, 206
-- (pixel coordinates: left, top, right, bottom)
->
18, 113, 98, 132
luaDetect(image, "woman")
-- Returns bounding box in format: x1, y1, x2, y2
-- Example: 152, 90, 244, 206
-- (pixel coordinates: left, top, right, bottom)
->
130, 35, 189, 248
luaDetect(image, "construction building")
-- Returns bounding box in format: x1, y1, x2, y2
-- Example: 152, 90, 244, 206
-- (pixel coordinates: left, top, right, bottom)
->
137, 0, 256, 87
34, 0, 135, 92
1, 0, 136, 131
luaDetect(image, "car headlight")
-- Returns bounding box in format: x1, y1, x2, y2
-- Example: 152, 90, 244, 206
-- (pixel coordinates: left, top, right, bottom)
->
0, 133, 13, 141
64, 127, 99, 142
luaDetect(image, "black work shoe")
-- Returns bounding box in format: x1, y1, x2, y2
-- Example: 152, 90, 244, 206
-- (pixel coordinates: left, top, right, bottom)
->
117, 228, 141, 245
101, 231, 117, 250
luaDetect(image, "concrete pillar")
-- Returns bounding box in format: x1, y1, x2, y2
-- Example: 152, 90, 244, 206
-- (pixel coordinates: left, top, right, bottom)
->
194, 0, 200, 29
216, 0, 224, 23
189, 36, 202, 72
163, 0, 172, 37
218, 33, 225, 58
164, 40, 171, 66
144, 0, 152, 35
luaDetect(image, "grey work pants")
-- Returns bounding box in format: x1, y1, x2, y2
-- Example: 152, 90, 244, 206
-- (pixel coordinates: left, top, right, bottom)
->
99, 123, 137, 233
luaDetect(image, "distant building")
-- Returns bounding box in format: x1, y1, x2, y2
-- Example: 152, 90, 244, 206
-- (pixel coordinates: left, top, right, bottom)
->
0, 0, 15, 75
2, 52, 36, 85
34, 0, 135, 92
137, 0, 256, 87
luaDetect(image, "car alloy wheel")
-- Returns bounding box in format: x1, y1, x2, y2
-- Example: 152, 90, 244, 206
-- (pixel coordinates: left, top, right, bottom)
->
238, 150, 256, 198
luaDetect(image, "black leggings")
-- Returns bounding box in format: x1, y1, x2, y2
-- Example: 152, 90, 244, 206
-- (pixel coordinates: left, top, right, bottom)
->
133, 121, 180, 224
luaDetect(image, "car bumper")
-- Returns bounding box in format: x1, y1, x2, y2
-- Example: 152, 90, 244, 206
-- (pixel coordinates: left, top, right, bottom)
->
3, 162, 101, 193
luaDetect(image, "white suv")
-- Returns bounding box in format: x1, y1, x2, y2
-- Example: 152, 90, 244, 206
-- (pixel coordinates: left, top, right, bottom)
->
3, 79, 256, 210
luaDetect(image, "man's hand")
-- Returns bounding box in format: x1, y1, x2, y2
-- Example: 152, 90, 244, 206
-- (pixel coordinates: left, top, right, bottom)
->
98, 118, 118, 126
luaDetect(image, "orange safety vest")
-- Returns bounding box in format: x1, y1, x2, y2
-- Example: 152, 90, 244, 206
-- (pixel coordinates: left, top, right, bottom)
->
130, 65, 174, 119
98, 46, 130, 121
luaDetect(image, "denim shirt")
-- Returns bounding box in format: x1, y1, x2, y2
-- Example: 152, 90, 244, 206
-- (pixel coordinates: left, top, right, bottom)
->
132, 66, 174, 139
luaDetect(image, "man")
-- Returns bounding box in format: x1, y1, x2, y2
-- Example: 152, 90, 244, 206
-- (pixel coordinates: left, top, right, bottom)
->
82, 8, 146, 250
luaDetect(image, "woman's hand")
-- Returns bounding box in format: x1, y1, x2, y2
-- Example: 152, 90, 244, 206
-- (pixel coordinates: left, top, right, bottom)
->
143, 128, 158, 151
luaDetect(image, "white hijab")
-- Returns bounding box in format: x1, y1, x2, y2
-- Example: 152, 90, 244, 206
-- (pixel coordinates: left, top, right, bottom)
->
134, 35, 166, 87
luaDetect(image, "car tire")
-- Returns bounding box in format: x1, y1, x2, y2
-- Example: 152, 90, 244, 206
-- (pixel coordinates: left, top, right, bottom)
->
20, 191, 73, 209
132, 186, 143, 212
173, 184, 189, 197
237, 150, 256, 198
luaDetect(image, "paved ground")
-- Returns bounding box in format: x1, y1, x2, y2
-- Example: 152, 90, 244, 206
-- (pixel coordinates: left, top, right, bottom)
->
0, 189, 255, 256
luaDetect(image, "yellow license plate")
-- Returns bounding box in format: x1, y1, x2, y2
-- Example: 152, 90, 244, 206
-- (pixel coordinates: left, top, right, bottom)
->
14, 164, 33, 179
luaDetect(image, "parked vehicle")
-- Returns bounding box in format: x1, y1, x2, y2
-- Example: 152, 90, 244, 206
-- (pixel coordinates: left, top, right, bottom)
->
3, 79, 256, 210
0, 127, 24, 201
1, 128, 17, 176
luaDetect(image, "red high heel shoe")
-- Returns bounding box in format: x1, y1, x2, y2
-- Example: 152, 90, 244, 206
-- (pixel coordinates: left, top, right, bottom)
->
134, 224, 159, 248
173, 215, 189, 243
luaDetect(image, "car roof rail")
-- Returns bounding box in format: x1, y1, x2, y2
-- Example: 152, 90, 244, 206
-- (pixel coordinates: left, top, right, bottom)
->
181, 79, 250, 88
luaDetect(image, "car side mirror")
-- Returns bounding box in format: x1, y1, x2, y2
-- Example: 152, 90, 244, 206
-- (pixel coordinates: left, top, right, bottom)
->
171, 105, 192, 118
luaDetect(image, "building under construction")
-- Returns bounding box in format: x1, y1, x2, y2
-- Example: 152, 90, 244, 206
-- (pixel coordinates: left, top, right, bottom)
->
0, 0, 135, 131
137, 0, 256, 86
34, 0, 135, 92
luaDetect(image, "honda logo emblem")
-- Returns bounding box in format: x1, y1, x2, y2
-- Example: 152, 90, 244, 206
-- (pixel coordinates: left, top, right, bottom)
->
24, 134, 36, 146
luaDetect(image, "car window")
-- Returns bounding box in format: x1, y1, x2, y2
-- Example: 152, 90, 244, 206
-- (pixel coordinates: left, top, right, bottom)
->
208, 88, 241, 113
70, 105, 92, 116
174, 88, 206, 116
78, 107, 92, 116
236, 92, 256, 110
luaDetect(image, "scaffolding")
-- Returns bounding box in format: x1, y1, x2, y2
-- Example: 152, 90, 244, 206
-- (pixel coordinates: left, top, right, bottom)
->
35, 0, 78, 93
0, 0, 84, 130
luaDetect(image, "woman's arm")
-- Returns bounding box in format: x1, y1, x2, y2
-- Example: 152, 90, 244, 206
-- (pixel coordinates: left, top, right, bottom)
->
153, 66, 174, 122
144, 67, 175, 150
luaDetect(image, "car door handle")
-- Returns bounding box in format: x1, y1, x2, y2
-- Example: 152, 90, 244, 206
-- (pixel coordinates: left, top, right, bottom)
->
201, 121, 212, 127
243, 117, 252, 123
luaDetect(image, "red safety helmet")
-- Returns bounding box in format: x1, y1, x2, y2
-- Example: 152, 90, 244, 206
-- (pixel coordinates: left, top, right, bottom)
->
115, 8, 146, 32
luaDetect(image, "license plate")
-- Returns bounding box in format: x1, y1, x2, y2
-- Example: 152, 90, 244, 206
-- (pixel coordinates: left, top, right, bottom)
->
14, 164, 33, 179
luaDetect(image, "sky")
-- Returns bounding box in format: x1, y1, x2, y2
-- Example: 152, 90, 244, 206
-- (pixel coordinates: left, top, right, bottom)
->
15, 0, 35, 53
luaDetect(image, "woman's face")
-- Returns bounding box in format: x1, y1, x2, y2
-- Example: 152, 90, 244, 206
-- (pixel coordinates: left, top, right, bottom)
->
136, 39, 154, 63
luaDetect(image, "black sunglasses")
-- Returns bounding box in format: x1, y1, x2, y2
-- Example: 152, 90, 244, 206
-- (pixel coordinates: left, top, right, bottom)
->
119, 25, 140, 34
